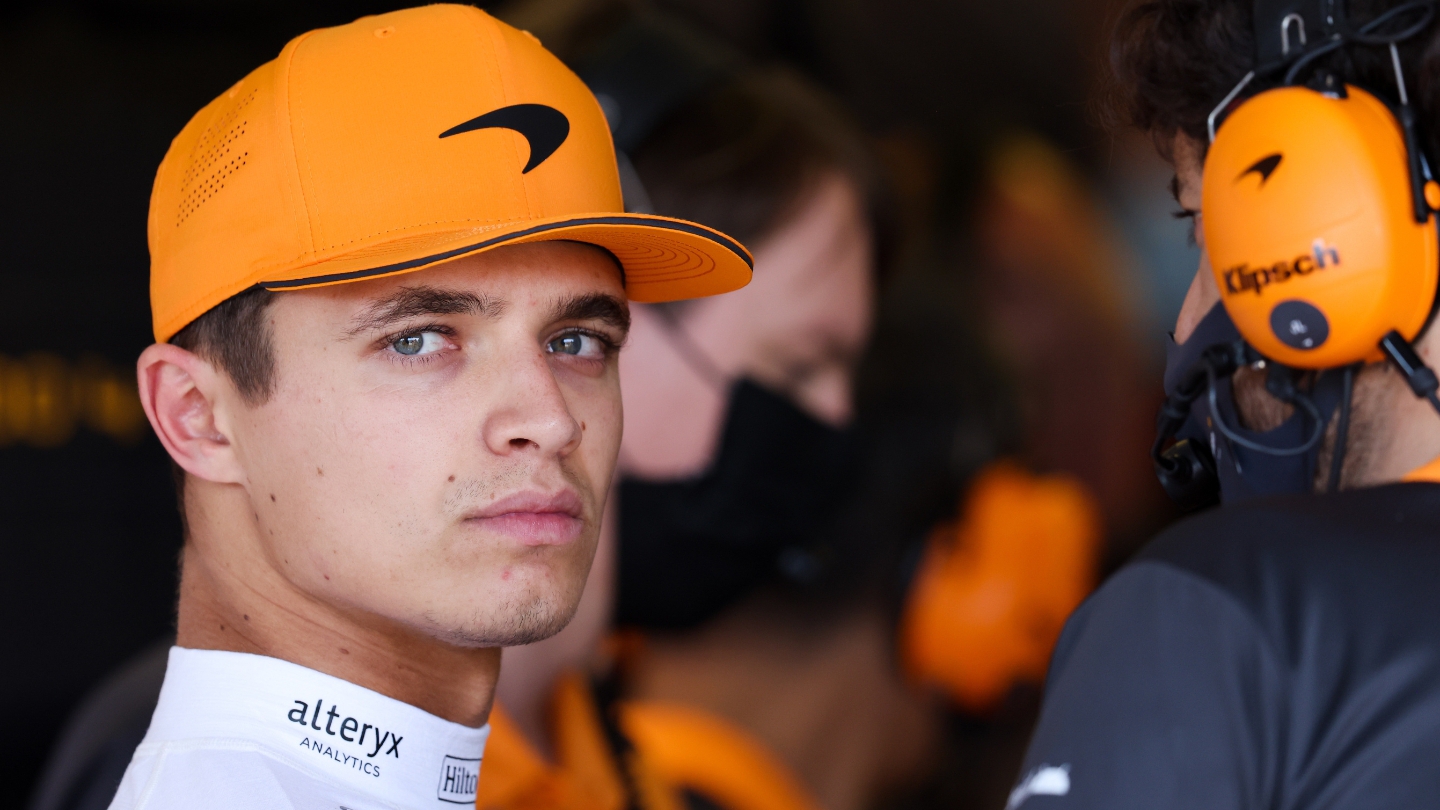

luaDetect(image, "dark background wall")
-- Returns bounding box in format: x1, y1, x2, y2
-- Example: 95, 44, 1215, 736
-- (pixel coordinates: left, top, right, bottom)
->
0, 4, 399, 803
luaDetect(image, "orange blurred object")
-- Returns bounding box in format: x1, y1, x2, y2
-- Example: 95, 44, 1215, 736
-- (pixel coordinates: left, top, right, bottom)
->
618, 701, 824, 810
477, 673, 681, 810
975, 135, 1163, 547
899, 462, 1102, 712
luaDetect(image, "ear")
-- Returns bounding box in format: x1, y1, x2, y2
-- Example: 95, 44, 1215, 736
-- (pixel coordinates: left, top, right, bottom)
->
137, 343, 246, 484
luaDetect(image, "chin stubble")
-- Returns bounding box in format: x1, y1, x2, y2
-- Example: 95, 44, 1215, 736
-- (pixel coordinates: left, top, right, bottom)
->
428, 464, 594, 647
425, 583, 584, 648
1312, 364, 1394, 491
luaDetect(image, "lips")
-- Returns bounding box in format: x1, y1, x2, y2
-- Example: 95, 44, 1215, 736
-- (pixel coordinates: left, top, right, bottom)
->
463, 489, 584, 546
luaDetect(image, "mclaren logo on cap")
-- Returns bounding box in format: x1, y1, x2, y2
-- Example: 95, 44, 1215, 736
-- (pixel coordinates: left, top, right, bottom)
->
440, 104, 570, 173
1239, 153, 1283, 185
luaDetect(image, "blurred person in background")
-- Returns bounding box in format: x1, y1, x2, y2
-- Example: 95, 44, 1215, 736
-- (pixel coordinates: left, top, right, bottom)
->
1013, 0, 1440, 806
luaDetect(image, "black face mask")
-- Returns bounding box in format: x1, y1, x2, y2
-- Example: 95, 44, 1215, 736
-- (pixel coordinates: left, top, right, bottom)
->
1157, 302, 1352, 508
616, 379, 860, 632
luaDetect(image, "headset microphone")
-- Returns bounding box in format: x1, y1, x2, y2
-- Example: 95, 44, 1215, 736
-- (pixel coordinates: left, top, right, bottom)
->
1153, 344, 1241, 510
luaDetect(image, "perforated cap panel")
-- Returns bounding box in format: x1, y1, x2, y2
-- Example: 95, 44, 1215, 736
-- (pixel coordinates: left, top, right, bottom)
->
176, 88, 256, 226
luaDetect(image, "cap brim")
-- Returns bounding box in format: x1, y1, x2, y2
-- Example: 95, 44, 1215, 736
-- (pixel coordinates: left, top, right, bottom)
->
259, 213, 752, 302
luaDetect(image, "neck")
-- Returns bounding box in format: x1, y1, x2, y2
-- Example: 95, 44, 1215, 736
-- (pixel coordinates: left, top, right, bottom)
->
176, 479, 500, 728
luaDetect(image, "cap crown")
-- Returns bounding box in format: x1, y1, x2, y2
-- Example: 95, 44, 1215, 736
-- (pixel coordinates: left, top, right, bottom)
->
150, 5, 622, 341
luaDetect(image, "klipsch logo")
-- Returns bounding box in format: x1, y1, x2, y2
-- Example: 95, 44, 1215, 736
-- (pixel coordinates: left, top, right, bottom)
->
437, 755, 481, 804
288, 698, 402, 778
1223, 238, 1340, 296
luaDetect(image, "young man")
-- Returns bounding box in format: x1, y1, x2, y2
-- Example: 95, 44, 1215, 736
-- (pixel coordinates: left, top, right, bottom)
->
1011, 0, 1440, 807
110, 6, 749, 809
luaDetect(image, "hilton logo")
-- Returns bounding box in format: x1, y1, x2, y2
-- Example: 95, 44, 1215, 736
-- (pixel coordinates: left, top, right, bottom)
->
437, 755, 481, 804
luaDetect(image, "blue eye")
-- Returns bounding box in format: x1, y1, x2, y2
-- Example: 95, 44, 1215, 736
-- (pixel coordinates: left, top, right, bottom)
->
547, 331, 607, 359
549, 334, 584, 355
391, 331, 446, 357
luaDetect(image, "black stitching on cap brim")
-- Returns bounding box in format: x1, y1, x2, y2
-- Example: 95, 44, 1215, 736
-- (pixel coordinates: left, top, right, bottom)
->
260, 215, 752, 290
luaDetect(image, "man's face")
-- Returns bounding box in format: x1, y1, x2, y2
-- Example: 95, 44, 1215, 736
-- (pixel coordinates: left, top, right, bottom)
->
223, 241, 628, 647
619, 173, 874, 478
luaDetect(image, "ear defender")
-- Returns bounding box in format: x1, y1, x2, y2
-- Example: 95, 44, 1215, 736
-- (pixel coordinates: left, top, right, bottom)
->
1203, 84, 1440, 369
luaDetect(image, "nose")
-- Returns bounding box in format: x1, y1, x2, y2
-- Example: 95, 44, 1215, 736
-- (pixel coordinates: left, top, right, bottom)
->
479, 349, 583, 459
789, 363, 854, 427
1174, 248, 1220, 345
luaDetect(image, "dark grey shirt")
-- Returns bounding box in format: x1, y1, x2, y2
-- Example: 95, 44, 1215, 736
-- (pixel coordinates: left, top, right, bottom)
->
1015, 483, 1440, 810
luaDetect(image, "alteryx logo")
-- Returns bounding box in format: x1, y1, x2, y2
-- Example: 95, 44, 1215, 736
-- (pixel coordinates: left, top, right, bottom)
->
288, 698, 403, 758
1223, 238, 1341, 296
437, 755, 481, 804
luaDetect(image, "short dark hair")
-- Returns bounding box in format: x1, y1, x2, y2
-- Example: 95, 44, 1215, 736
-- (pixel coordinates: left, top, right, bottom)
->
169, 285, 279, 405
1106, 0, 1440, 160
632, 66, 882, 251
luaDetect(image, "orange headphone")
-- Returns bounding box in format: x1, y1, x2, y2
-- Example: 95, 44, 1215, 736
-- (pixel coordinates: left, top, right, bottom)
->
898, 463, 1102, 712
1206, 84, 1439, 367
1203, 1, 1440, 375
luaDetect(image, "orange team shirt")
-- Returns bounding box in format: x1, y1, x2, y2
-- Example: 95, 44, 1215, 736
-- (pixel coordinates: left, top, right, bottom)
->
476, 673, 679, 810
476, 673, 821, 810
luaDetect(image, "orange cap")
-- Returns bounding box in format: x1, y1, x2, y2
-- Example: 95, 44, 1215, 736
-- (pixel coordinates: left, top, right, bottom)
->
148, 4, 753, 342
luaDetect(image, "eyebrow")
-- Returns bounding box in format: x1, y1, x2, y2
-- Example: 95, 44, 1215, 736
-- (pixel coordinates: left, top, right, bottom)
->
550, 293, 631, 336
346, 285, 506, 337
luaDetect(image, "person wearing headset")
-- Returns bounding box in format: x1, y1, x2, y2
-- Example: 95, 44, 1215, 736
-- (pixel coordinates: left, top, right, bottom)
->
1011, 0, 1440, 807
102, 6, 753, 809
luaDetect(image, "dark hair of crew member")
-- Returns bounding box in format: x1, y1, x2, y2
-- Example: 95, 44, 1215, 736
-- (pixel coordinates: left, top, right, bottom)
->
1105, 0, 1440, 162
631, 67, 887, 262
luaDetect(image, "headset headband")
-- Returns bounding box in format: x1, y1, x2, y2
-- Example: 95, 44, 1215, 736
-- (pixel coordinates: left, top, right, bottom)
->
1254, 0, 1340, 70
1211, 0, 1436, 217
